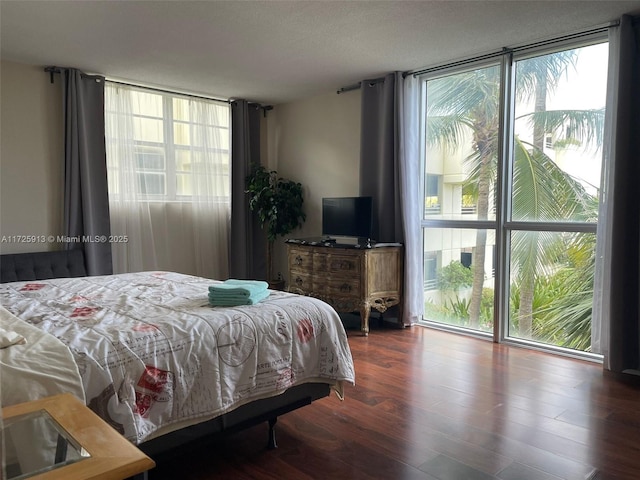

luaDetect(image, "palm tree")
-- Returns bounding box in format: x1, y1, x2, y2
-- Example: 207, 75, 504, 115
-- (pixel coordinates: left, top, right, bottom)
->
509, 136, 594, 337
512, 51, 603, 338
427, 66, 500, 328
542, 232, 597, 350
426, 48, 604, 340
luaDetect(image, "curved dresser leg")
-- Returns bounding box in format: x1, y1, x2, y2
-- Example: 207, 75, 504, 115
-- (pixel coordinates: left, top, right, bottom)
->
360, 302, 371, 336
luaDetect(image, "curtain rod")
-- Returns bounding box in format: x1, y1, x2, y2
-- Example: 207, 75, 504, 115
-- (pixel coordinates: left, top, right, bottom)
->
337, 82, 361, 95
406, 48, 509, 78
108, 79, 274, 116
337, 77, 386, 94
44, 67, 274, 115
407, 20, 618, 78
107, 78, 231, 104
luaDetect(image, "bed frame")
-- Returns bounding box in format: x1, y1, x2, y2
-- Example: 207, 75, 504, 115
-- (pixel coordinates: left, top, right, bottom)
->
0, 249, 331, 470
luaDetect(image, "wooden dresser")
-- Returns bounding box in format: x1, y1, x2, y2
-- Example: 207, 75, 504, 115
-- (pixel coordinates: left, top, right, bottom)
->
287, 243, 403, 335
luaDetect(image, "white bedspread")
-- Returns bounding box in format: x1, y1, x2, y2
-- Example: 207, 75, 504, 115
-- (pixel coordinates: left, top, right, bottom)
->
0, 306, 87, 474
0, 272, 355, 444
0, 305, 85, 406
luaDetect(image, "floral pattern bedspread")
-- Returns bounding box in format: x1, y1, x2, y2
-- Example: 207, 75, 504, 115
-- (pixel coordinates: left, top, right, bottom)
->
0, 272, 355, 444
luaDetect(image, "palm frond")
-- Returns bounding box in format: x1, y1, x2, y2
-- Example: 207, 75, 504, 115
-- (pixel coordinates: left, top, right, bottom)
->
510, 230, 563, 278
513, 137, 595, 221
426, 115, 471, 150
517, 109, 605, 148
512, 138, 568, 221
515, 50, 578, 103
427, 66, 500, 120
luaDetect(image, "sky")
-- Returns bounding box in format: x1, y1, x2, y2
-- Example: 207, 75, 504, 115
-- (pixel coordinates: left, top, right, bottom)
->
516, 41, 609, 194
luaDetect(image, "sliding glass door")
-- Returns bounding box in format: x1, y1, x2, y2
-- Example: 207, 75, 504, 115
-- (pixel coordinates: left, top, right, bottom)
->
421, 37, 608, 356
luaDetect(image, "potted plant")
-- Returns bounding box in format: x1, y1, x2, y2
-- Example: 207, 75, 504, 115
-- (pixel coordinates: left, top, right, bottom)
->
246, 164, 306, 289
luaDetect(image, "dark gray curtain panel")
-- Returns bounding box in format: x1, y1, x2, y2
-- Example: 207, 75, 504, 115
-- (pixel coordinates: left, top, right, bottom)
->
359, 72, 403, 243
606, 15, 640, 374
61, 69, 112, 275
230, 100, 266, 280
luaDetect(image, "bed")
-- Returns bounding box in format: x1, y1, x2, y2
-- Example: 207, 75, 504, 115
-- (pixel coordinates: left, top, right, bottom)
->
0, 250, 355, 462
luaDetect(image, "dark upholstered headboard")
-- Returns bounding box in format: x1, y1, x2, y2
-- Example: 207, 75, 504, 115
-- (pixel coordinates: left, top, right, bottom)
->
0, 249, 87, 283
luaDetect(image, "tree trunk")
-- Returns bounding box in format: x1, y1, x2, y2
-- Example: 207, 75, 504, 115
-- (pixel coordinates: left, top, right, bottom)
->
517, 263, 535, 339
517, 67, 547, 338
468, 229, 487, 328
468, 127, 493, 328
533, 69, 547, 151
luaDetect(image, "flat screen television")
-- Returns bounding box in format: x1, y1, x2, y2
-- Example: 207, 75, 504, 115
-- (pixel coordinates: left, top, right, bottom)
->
322, 196, 373, 240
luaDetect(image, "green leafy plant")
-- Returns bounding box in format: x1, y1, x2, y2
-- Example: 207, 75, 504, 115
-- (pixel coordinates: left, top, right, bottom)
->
437, 260, 473, 293
246, 164, 306, 281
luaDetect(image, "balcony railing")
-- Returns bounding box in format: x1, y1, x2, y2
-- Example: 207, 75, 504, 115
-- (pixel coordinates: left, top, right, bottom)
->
461, 205, 477, 214
425, 205, 481, 215
423, 279, 437, 290
425, 205, 441, 215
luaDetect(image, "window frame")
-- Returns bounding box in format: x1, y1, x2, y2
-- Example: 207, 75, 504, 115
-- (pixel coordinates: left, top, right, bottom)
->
106, 85, 231, 203
417, 32, 608, 359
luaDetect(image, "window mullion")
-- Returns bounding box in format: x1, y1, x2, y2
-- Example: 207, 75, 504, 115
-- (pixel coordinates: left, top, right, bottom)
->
495, 51, 516, 344
164, 95, 176, 200
506, 221, 598, 234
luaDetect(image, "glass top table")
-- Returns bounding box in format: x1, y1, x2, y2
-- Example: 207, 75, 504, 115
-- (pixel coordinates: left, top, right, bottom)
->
1, 394, 154, 480
2, 409, 90, 479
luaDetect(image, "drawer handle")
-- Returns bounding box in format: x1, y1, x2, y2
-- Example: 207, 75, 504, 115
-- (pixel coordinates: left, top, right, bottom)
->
295, 255, 303, 266
340, 284, 351, 293
295, 277, 304, 286
339, 261, 353, 270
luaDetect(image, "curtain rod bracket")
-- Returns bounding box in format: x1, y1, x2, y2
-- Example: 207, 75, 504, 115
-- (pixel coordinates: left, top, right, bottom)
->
44, 66, 61, 84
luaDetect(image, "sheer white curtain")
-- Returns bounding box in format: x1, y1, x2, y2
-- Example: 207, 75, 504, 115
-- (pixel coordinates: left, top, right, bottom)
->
399, 74, 424, 325
591, 25, 620, 364
105, 83, 230, 279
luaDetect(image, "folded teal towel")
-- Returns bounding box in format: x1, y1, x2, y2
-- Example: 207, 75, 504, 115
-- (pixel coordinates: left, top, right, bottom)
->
208, 279, 268, 298
208, 290, 269, 302
224, 279, 269, 288
208, 289, 270, 306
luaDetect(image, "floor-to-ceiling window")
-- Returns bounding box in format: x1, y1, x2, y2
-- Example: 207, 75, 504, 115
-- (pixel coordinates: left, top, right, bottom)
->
420, 34, 608, 357
422, 61, 500, 336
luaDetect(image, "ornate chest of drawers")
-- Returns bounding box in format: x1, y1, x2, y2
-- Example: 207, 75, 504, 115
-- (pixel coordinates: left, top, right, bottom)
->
287, 243, 403, 335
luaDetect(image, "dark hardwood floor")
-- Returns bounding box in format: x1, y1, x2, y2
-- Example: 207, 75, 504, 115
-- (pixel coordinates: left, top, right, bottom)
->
149, 325, 640, 480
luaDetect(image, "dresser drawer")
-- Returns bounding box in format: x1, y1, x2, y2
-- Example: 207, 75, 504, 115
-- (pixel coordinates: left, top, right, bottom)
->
313, 253, 361, 274
289, 272, 313, 293
328, 254, 361, 274
289, 249, 313, 270
322, 278, 361, 298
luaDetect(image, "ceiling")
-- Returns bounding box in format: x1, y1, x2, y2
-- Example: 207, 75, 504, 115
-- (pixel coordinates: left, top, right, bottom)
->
2, 1, 639, 105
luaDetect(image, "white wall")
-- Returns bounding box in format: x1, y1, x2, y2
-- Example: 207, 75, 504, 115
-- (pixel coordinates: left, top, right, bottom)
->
0, 61, 63, 253
266, 89, 361, 281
